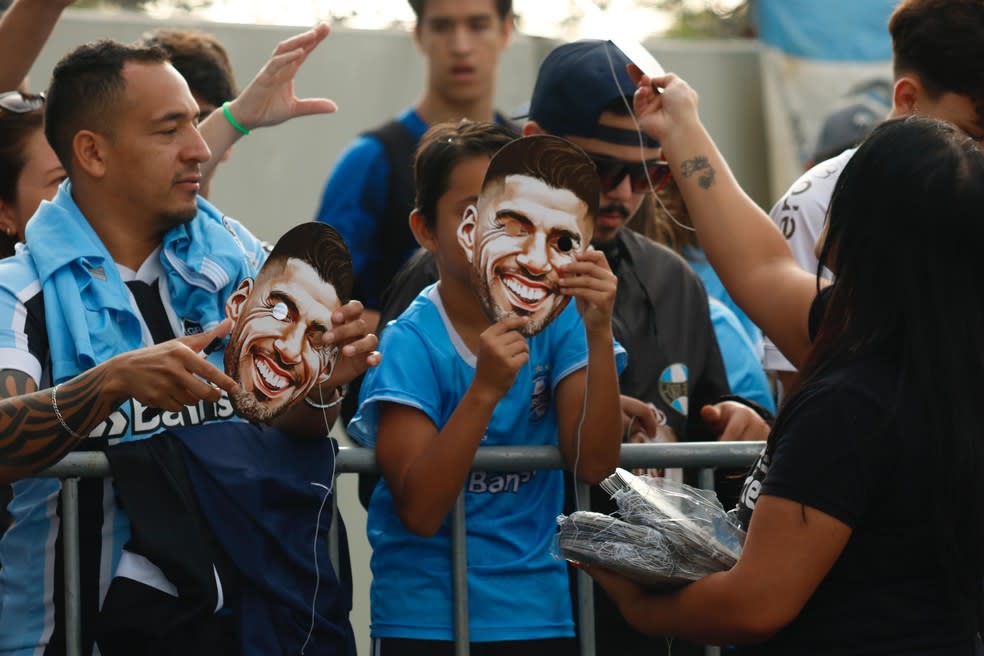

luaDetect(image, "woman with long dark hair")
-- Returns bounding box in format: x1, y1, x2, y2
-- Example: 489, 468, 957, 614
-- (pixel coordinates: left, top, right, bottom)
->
582, 70, 984, 654
0, 91, 65, 257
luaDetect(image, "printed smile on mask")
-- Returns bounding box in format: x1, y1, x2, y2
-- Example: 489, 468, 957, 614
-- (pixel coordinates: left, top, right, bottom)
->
501, 272, 553, 311
251, 351, 296, 399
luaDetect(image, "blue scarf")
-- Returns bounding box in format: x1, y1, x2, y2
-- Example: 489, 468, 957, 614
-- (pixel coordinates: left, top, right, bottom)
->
24, 181, 261, 383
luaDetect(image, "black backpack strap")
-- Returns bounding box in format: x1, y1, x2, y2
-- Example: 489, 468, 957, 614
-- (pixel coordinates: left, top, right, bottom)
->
361, 119, 420, 307
361, 114, 519, 306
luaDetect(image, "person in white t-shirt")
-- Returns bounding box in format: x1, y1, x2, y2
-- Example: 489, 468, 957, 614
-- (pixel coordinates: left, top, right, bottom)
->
762, 0, 984, 393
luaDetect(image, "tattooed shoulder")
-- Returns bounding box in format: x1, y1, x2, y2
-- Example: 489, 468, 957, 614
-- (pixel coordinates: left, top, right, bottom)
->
680, 155, 716, 190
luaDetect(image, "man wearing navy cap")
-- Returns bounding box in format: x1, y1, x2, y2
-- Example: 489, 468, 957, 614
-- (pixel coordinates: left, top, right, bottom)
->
524, 40, 742, 656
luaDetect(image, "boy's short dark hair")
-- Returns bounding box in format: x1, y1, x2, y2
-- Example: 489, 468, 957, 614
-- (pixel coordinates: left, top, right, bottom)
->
139, 28, 238, 112
44, 40, 168, 172
413, 120, 516, 230
408, 0, 512, 21
889, 0, 984, 121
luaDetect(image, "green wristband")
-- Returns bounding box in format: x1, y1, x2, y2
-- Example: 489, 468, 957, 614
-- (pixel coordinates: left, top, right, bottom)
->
222, 101, 251, 136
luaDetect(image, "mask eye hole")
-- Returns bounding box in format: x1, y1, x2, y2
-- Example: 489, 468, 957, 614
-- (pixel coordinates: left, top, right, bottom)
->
557, 235, 574, 253
271, 302, 288, 321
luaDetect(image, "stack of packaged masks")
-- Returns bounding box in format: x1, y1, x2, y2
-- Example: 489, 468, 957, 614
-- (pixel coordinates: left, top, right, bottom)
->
555, 468, 745, 589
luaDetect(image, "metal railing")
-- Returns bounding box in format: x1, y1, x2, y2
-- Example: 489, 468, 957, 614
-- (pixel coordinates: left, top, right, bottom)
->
39, 441, 765, 656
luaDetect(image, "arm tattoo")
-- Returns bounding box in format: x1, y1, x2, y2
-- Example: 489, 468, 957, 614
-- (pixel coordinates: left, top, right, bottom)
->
680, 155, 716, 190
0, 368, 118, 480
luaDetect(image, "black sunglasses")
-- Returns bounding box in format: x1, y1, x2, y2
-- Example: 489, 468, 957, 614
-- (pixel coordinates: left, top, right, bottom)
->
0, 91, 45, 114
588, 152, 672, 194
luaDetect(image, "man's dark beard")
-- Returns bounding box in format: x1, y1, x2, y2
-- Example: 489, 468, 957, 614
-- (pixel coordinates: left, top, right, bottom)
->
597, 203, 630, 220
593, 203, 631, 249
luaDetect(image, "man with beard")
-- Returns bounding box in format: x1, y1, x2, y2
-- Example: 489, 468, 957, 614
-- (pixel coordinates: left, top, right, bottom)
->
224, 222, 353, 423
525, 39, 764, 656
457, 135, 596, 336
0, 29, 378, 654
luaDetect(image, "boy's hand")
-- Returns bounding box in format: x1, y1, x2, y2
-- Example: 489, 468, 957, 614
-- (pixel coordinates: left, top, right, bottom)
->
559, 249, 616, 335
472, 316, 530, 403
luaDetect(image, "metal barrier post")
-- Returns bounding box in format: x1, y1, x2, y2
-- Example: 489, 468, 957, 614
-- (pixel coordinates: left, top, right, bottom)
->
61, 477, 82, 656
697, 468, 721, 656
329, 477, 340, 578
575, 480, 596, 656
451, 492, 470, 656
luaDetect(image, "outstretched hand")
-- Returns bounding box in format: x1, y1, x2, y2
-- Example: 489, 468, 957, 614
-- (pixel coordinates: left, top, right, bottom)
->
105, 319, 239, 412
226, 23, 338, 131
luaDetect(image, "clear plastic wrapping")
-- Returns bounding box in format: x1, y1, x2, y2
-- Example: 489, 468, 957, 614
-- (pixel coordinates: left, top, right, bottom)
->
554, 468, 746, 589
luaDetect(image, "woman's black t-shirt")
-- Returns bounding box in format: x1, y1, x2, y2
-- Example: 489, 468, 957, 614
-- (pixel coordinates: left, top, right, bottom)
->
733, 289, 979, 654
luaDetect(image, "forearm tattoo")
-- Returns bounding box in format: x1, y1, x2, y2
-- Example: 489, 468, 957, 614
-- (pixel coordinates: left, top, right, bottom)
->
680, 155, 716, 189
0, 368, 116, 477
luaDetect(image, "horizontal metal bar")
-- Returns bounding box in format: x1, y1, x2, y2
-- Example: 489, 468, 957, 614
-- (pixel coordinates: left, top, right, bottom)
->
42, 451, 112, 478
38, 442, 765, 479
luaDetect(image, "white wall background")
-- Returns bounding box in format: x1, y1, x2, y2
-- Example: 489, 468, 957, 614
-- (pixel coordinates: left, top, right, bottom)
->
27, 12, 770, 654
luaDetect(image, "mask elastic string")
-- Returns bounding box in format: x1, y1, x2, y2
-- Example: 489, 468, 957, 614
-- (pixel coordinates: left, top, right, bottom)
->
301, 382, 339, 654
601, 44, 696, 234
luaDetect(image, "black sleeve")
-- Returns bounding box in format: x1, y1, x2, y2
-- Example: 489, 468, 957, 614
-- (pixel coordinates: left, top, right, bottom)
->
377, 248, 439, 329
340, 248, 439, 425
761, 381, 883, 527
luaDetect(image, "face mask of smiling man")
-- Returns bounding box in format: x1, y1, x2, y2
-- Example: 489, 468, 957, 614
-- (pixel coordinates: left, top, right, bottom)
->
457, 134, 599, 337
224, 222, 354, 422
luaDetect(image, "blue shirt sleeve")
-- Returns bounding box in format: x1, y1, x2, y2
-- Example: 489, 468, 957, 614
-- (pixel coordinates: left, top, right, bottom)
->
709, 299, 776, 413
548, 302, 628, 390
0, 257, 43, 384
346, 320, 442, 449
314, 136, 390, 301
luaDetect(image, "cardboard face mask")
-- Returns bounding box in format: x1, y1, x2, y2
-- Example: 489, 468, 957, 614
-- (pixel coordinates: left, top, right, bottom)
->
457, 135, 600, 337
223, 222, 353, 423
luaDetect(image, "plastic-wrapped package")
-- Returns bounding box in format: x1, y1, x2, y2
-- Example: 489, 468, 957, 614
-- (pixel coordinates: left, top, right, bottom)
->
554, 468, 746, 589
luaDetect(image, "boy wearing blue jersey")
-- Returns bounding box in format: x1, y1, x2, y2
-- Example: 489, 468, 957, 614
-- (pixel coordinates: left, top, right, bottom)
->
348, 121, 625, 655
